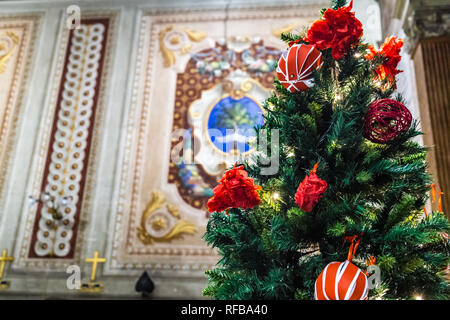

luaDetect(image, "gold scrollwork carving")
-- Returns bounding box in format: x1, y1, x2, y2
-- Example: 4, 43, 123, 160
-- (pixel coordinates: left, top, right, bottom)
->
221, 79, 254, 100
240, 79, 254, 92
159, 26, 177, 67
183, 28, 207, 43
0, 31, 19, 74
221, 80, 234, 94
137, 190, 197, 245
159, 25, 207, 68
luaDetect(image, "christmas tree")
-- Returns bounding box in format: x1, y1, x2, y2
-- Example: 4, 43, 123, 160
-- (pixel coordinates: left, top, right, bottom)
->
203, 0, 450, 300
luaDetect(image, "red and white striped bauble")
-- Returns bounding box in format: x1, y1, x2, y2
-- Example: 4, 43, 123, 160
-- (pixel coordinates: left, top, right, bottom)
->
276, 44, 323, 92
315, 260, 369, 300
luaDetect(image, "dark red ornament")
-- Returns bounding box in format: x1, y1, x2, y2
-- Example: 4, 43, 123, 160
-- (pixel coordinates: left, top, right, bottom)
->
363, 99, 412, 144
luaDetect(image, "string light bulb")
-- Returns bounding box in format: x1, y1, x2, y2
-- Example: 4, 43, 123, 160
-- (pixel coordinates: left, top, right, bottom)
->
284, 147, 295, 158
272, 192, 280, 201
415, 295, 423, 300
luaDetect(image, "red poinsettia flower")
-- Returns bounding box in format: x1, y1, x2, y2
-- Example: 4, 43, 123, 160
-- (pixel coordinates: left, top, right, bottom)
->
207, 164, 262, 213
365, 36, 403, 85
295, 163, 327, 212
302, 0, 363, 60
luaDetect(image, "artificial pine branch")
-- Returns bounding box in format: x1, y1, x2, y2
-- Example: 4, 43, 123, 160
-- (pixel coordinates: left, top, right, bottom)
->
332, 0, 349, 10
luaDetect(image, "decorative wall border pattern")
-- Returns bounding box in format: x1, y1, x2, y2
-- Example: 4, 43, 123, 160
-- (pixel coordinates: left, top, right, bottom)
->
18, 12, 117, 268
28, 19, 110, 259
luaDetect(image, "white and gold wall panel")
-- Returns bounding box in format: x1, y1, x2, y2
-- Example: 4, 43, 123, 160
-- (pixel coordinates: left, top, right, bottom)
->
16, 12, 117, 269
0, 15, 40, 207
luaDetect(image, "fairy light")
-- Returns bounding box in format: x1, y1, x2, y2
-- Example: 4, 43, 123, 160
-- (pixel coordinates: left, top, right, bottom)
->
284, 146, 295, 158
334, 93, 342, 102
272, 192, 280, 201
415, 295, 423, 300
354, 52, 361, 58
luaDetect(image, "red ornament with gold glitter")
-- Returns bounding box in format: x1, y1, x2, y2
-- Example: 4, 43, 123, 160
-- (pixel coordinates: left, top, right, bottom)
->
363, 98, 412, 144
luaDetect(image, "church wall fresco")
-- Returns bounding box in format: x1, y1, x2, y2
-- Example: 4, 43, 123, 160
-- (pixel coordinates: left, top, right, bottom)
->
0, 15, 41, 216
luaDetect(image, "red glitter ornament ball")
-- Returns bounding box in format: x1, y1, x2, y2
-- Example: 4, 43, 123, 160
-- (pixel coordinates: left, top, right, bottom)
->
363, 99, 412, 144
276, 44, 323, 92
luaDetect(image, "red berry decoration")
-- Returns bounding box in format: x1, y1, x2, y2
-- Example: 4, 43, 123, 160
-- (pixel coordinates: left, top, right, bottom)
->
363, 98, 412, 144
276, 44, 323, 92
295, 163, 327, 212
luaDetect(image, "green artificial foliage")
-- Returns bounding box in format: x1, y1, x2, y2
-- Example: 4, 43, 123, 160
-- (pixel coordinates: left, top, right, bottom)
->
203, 1, 450, 300
332, 0, 349, 10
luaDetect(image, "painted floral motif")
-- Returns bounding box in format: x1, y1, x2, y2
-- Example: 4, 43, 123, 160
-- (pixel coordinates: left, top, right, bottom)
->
192, 44, 280, 79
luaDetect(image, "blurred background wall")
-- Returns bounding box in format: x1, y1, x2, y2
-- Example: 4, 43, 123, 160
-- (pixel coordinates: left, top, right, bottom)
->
0, 0, 447, 299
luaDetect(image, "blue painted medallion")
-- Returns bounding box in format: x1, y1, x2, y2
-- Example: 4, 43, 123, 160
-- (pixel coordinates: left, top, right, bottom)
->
207, 96, 264, 154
